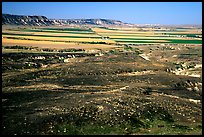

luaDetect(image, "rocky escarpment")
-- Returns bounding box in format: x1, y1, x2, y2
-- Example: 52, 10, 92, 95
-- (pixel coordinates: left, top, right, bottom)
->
2, 14, 54, 26
2, 13, 129, 26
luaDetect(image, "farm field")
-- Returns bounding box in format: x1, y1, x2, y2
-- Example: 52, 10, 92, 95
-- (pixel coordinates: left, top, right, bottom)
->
2, 26, 202, 49
2, 25, 202, 135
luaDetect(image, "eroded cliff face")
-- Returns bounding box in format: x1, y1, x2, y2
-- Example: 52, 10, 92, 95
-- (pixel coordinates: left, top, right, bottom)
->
2, 14, 54, 26
2, 14, 128, 26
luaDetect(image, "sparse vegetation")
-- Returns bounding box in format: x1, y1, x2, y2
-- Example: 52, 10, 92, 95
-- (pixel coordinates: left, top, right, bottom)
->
2, 25, 202, 135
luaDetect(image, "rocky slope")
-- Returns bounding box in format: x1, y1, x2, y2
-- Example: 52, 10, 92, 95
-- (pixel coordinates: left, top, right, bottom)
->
2, 14, 53, 26
2, 13, 129, 26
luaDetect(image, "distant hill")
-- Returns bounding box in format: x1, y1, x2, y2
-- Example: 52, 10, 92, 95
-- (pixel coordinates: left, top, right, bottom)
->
2, 14, 130, 26
2, 14, 53, 26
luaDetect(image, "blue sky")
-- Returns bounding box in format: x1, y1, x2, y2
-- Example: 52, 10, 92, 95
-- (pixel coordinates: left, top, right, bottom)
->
2, 2, 202, 25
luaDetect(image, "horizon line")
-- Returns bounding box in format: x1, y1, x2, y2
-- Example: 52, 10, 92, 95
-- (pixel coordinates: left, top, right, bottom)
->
2, 13, 202, 26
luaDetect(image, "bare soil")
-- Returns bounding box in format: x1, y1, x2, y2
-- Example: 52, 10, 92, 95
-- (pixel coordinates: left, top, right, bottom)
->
2, 44, 202, 135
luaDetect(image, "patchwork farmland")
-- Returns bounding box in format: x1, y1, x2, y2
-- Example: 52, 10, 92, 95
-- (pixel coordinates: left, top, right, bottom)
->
2, 26, 202, 50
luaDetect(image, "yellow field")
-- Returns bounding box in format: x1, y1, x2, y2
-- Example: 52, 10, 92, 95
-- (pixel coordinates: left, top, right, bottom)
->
3, 30, 100, 37
2, 37, 116, 49
3, 34, 116, 43
93, 27, 201, 34
108, 35, 199, 40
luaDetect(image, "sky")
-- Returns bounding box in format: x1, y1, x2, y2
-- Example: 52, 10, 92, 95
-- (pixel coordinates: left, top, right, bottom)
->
2, 2, 202, 25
